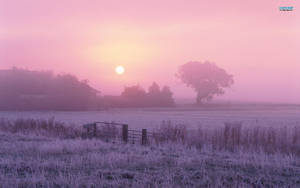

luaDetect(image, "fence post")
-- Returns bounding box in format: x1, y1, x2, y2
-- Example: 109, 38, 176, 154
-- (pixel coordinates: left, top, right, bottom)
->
122, 124, 128, 143
93, 123, 97, 137
142, 129, 147, 145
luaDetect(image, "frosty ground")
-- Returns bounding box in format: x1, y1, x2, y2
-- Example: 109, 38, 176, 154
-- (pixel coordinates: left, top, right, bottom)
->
0, 104, 300, 187
1, 104, 299, 129
1, 133, 300, 187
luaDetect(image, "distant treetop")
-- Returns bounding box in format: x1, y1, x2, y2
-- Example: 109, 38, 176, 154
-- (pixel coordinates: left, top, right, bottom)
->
176, 61, 234, 104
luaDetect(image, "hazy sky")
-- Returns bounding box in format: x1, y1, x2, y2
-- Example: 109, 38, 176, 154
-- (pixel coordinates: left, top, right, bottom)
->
1, 0, 299, 103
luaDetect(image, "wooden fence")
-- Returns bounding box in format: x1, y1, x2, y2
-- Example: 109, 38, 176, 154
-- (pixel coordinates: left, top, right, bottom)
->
83, 122, 156, 145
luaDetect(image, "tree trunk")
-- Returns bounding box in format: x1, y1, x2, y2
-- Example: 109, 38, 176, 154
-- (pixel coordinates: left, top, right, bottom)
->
196, 94, 203, 105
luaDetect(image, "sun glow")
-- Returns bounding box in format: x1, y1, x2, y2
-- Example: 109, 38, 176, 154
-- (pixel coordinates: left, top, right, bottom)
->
96, 41, 149, 64
115, 65, 125, 75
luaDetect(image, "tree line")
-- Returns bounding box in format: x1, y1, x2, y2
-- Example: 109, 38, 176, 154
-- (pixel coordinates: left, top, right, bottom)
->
103, 83, 174, 108
0, 68, 99, 110
0, 68, 174, 110
0, 61, 233, 110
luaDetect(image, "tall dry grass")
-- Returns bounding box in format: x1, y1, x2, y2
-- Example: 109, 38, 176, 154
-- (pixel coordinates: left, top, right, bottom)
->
152, 121, 300, 156
1, 118, 300, 156
0, 118, 82, 139
0, 118, 121, 141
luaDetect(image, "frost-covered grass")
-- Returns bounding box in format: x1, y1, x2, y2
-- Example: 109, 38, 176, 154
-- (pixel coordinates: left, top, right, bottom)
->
0, 105, 299, 187
0, 132, 300, 187
1, 118, 300, 156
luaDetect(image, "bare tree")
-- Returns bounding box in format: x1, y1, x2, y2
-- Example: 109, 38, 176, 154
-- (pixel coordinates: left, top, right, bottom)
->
176, 61, 234, 104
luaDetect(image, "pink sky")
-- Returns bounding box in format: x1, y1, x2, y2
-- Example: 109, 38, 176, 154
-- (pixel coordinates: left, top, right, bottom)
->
0, 0, 299, 103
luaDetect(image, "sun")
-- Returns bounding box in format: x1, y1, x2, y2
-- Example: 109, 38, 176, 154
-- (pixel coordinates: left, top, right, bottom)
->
115, 65, 125, 75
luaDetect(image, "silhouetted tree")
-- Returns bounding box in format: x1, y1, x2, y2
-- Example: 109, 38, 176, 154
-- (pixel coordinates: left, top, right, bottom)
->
148, 82, 160, 95
121, 85, 147, 99
147, 83, 174, 107
0, 68, 99, 110
121, 85, 147, 107
119, 83, 175, 107
176, 61, 233, 104
160, 86, 175, 106
147, 82, 161, 106
48, 74, 98, 110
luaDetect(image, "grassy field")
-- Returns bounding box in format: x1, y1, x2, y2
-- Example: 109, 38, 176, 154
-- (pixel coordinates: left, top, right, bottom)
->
0, 105, 300, 187
0, 116, 300, 187
1, 132, 300, 188
0, 104, 299, 129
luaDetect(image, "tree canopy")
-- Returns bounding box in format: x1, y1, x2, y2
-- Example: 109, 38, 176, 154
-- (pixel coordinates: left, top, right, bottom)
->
0, 68, 99, 110
117, 82, 174, 107
176, 61, 234, 104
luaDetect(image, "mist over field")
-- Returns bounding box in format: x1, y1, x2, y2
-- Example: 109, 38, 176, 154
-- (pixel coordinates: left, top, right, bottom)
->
1, 0, 300, 104
1, 0, 300, 187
